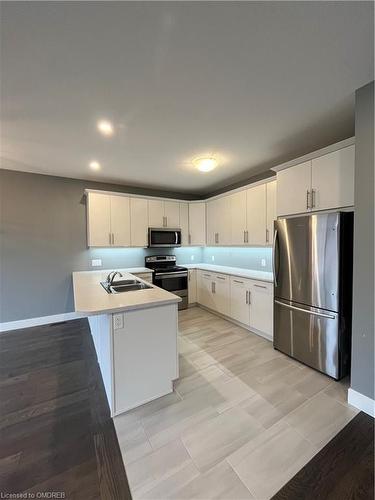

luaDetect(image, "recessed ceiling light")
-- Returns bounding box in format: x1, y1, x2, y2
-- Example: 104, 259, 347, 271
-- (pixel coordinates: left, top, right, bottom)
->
97, 120, 114, 136
193, 157, 218, 172
89, 160, 101, 171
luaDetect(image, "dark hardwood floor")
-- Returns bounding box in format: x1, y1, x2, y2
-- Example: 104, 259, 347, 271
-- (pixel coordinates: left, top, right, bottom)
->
273, 411, 374, 500
0, 318, 132, 499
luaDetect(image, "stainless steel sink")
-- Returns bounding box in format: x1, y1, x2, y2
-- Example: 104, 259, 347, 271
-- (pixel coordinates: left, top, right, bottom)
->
100, 280, 152, 294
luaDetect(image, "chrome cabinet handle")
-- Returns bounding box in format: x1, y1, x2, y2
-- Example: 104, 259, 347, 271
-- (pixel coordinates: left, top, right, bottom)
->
112, 233, 115, 245
266, 228, 269, 243
248, 290, 251, 304
216, 276, 226, 280
275, 300, 336, 319
306, 190, 311, 210
311, 189, 316, 209
246, 230, 249, 243
203, 273, 211, 277
188, 234, 191, 245
233, 279, 243, 284
109, 233, 111, 245
254, 284, 267, 289
245, 290, 248, 304
243, 230, 246, 243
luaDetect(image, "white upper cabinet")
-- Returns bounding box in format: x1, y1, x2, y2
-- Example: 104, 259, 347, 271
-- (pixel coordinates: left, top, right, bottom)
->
311, 145, 354, 211
179, 203, 189, 246
110, 195, 131, 247
148, 199, 180, 228
130, 197, 148, 247
87, 192, 111, 247
188, 203, 206, 246
246, 184, 267, 245
266, 180, 277, 244
277, 161, 311, 216
87, 192, 130, 247
164, 201, 180, 228
230, 190, 247, 245
276, 143, 355, 217
148, 199, 165, 227
207, 196, 231, 246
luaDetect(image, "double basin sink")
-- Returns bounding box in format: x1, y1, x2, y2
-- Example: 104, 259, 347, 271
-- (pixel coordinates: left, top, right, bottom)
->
100, 279, 152, 294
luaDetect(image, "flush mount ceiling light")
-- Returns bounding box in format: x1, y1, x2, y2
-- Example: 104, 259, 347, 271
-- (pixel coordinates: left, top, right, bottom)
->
97, 120, 114, 136
193, 157, 218, 172
89, 160, 101, 171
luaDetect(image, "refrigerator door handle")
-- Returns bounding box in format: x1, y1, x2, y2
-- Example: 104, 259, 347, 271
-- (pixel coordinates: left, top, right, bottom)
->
272, 229, 278, 287
274, 300, 336, 320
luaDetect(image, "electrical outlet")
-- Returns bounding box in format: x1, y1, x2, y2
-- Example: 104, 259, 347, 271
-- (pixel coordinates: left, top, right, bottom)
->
113, 314, 123, 330
91, 259, 102, 267
211, 255, 215, 262
261, 259, 266, 267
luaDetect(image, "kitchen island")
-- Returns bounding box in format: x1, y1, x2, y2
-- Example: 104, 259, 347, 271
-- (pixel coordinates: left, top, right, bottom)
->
73, 269, 181, 416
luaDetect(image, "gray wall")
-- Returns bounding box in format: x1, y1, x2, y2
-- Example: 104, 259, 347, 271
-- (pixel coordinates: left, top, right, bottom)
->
0, 169, 194, 323
0, 169, 271, 323
351, 81, 374, 400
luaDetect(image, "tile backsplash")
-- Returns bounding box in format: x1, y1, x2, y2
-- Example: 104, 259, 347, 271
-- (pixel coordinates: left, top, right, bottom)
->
88, 246, 272, 272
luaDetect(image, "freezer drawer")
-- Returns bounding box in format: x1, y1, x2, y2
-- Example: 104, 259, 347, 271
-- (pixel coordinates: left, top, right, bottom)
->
274, 299, 340, 379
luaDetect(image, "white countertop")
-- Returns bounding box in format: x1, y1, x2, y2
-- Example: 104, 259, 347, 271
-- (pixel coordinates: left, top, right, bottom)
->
72, 269, 179, 315
185, 263, 273, 283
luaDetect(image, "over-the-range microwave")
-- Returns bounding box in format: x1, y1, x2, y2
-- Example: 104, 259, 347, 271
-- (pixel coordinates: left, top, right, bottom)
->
148, 227, 182, 247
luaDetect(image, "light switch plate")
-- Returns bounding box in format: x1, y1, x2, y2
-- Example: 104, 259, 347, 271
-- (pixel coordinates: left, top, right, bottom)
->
211, 255, 215, 262
261, 259, 266, 267
92, 259, 102, 267
113, 314, 123, 330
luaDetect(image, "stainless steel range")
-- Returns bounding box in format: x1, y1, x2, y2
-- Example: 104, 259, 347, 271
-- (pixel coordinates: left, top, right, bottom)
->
145, 255, 188, 310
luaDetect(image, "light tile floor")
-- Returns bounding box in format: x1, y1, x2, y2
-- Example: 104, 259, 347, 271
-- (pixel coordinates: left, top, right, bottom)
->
114, 307, 358, 500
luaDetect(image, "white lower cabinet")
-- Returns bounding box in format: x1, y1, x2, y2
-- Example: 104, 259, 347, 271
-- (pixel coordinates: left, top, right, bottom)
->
249, 280, 273, 338
212, 274, 230, 316
197, 269, 273, 339
188, 269, 197, 303
230, 276, 251, 325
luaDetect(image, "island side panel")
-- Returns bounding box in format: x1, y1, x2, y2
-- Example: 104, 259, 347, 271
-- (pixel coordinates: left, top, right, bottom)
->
88, 314, 114, 414
112, 303, 178, 415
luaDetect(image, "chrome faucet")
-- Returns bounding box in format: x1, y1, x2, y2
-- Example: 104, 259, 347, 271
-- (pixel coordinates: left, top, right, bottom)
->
106, 271, 123, 285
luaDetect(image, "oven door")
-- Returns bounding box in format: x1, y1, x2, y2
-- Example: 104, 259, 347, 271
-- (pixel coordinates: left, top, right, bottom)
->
153, 271, 188, 309
148, 228, 182, 247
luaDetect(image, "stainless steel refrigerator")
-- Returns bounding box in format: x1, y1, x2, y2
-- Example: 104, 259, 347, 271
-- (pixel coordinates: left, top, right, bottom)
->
273, 212, 353, 379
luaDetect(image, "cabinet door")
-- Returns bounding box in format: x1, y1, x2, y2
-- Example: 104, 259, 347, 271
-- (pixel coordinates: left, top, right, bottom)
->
206, 200, 217, 246
249, 281, 273, 338
130, 198, 148, 247
212, 274, 230, 316
179, 203, 189, 246
148, 199, 165, 227
215, 196, 231, 245
110, 195, 130, 247
266, 180, 277, 245
230, 277, 251, 325
246, 184, 267, 245
311, 145, 354, 211
87, 193, 111, 247
230, 191, 247, 245
188, 269, 197, 303
197, 272, 214, 309
188, 203, 206, 246
277, 161, 311, 216
164, 201, 180, 227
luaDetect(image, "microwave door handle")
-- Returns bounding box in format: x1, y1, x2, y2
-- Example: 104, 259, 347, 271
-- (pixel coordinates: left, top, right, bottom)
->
175, 231, 178, 245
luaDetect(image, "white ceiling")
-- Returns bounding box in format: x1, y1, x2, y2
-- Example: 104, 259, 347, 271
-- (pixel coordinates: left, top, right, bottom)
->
1, 1, 373, 195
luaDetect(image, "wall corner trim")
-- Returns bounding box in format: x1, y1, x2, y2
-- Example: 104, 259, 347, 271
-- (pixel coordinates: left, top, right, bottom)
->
0, 312, 88, 333
348, 388, 375, 418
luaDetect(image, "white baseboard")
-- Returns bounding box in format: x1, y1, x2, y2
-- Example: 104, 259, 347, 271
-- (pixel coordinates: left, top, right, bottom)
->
348, 388, 375, 417
0, 312, 88, 333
